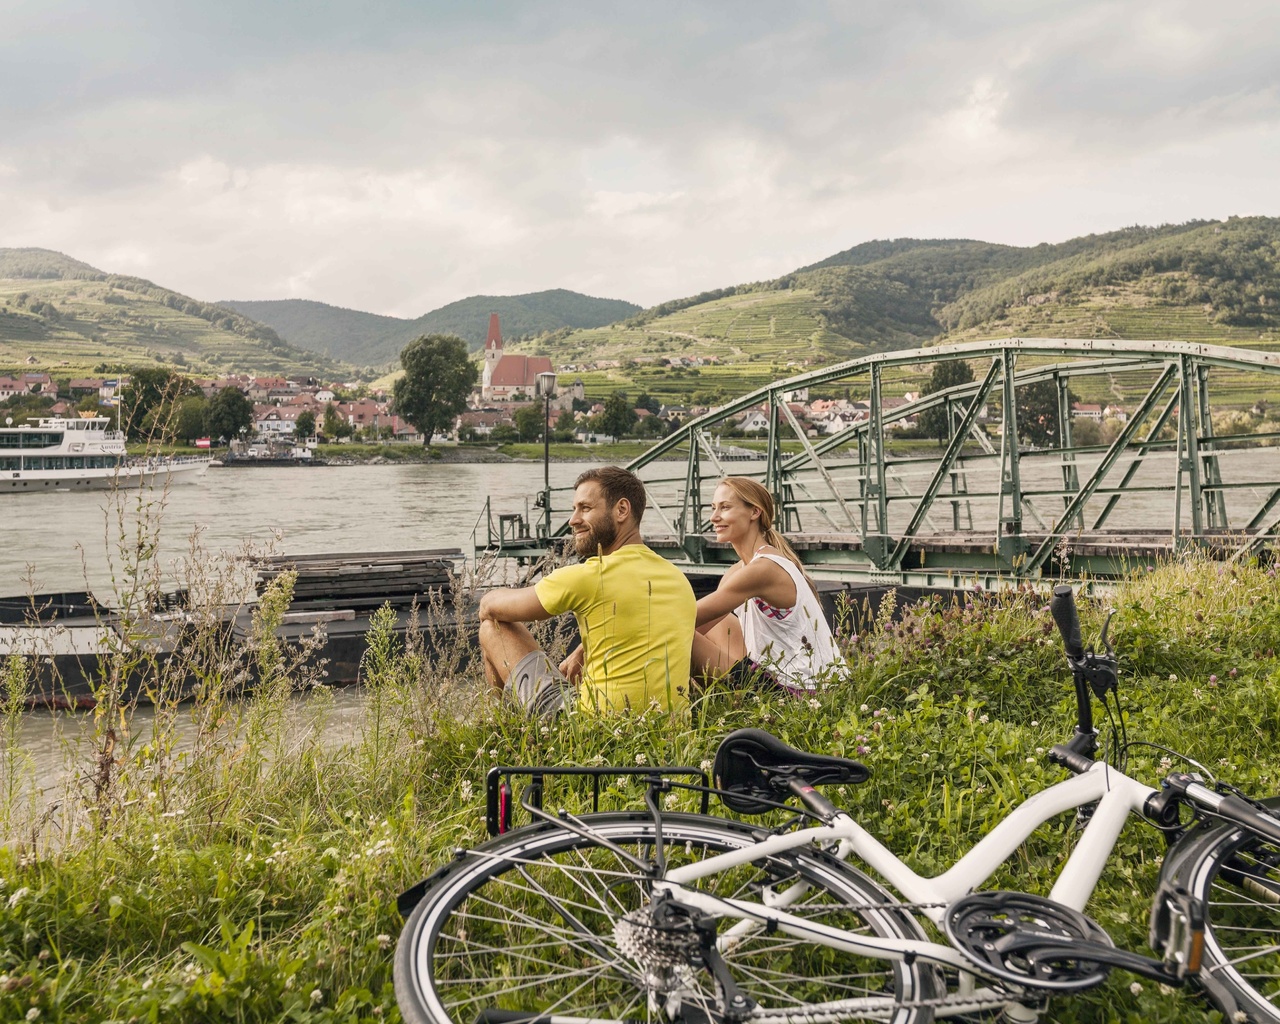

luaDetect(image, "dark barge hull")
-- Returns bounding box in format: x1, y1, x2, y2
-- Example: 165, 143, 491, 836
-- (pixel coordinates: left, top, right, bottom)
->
7, 552, 921, 709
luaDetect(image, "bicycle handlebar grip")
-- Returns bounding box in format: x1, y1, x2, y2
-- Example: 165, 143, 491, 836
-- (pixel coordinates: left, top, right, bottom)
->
1218, 795, 1280, 846
1048, 744, 1095, 775
1051, 584, 1085, 660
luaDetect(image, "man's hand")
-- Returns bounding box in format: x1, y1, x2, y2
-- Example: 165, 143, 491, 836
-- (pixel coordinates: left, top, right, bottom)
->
559, 644, 585, 683
478, 587, 550, 623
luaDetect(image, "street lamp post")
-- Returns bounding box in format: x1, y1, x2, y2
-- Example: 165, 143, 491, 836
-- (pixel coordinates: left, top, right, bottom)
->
537, 371, 557, 538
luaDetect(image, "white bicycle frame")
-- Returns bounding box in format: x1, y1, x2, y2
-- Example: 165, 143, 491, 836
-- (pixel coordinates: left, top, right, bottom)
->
653, 761, 1158, 1016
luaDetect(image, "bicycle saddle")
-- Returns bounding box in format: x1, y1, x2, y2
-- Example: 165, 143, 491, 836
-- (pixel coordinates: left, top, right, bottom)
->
712, 728, 870, 815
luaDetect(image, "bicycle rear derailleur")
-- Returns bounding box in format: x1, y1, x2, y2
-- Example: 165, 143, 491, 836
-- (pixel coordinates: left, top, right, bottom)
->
615, 894, 757, 1023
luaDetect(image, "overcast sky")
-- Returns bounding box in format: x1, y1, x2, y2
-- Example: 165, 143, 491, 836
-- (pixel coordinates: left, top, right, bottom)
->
2, 1, 1277, 318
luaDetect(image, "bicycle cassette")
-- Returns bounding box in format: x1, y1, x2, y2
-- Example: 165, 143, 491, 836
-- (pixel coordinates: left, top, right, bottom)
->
944, 891, 1114, 992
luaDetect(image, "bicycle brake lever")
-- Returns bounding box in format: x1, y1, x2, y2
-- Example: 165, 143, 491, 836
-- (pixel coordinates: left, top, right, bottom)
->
1099, 610, 1116, 657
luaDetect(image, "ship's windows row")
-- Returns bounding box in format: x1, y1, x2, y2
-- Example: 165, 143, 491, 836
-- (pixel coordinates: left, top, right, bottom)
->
0, 432, 66, 449
1, 455, 123, 471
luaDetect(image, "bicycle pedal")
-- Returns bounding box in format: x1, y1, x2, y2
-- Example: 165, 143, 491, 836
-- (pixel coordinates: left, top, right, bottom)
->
1148, 883, 1205, 979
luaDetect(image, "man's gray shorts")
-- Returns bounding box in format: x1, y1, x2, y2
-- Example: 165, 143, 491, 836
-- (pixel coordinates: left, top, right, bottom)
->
507, 650, 574, 717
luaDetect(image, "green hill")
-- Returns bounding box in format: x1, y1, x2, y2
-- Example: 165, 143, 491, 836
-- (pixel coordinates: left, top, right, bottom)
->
221, 289, 642, 366
0, 248, 350, 378
513, 217, 1280, 405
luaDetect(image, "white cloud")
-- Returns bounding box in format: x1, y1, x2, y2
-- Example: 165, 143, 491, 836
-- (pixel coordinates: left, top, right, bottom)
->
0, 0, 1277, 316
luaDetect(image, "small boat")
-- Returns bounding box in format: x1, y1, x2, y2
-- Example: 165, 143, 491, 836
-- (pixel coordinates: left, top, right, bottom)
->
0, 415, 211, 492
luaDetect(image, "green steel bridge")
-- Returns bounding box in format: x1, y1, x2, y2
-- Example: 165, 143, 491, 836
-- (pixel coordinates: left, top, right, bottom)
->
476, 338, 1280, 587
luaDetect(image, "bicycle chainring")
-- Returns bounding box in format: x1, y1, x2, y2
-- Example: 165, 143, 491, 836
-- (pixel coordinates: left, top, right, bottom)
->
944, 891, 1114, 992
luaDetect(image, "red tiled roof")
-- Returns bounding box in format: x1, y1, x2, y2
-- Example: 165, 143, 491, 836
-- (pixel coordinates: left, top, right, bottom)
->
489, 355, 553, 388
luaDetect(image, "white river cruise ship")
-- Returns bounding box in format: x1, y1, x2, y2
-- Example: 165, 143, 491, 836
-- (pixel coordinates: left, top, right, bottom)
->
0, 415, 210, 492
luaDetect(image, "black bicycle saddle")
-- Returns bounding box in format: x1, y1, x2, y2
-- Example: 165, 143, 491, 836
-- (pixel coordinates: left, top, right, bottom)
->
712, 728, 870, 815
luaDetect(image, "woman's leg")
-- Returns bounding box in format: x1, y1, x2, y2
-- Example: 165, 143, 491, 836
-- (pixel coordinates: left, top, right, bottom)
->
691, 615, 747, 680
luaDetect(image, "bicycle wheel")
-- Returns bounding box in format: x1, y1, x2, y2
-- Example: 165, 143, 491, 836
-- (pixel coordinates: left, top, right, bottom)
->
395, 812, 936, 1024
1173, 804, 1280, 1023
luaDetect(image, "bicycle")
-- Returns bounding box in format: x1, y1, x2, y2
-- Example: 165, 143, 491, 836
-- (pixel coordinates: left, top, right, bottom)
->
394, 585, 1280, 1024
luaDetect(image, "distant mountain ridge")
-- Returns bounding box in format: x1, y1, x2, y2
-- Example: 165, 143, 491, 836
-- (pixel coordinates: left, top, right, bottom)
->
0, 248, 347, 378
221, 289, 642, 366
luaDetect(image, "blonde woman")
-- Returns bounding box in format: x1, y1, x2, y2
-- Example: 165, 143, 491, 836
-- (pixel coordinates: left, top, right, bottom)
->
692, 477, 845, 693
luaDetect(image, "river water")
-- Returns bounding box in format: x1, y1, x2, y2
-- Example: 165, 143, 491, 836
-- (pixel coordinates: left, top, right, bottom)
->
9, 446, 1280, 801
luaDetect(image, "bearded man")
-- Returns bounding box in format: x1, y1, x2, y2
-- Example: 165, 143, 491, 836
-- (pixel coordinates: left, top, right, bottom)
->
477, 466, 696, 715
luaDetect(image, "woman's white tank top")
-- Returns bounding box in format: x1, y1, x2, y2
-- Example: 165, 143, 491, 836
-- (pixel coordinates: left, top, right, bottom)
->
734, 552, 844, 690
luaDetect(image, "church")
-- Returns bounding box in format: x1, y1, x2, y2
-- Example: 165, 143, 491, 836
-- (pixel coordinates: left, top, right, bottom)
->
480, 313, 554, 401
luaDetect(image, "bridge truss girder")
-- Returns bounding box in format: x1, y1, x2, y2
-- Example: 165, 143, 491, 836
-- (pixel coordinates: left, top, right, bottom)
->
482, 339, 1280, 585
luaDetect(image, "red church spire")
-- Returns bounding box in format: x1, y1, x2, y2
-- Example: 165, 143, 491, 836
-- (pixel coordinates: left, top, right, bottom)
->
485, 313, 502, 350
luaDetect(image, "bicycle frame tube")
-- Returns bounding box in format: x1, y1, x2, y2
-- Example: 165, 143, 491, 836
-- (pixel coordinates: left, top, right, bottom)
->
664, 763, 1157, 927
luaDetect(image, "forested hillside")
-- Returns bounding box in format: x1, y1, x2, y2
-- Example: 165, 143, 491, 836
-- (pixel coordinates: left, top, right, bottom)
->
0, 249, 348, 377
524, 217, 1280, 405
222, 289, 641, 366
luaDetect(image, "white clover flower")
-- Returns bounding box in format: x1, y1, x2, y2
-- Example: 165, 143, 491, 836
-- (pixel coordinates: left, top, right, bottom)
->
1030, 720, 1039, 727
978, 714, 989, 724
376, 934, 392, 949
1025, 757, 1036, 764
700, 759, 713, 773
860, 704, 869, 712
311, 989, 324, 1005
807, 698, 821, 709
1130, 981, 1143, 995
1169, 674, 1178, 682
635, 753, 648, 765
26, 1009, 40, 1022
459, 780, 473, 802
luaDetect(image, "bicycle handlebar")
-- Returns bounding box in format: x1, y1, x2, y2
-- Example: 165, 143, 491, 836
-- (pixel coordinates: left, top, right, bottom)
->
1051, 584, 1085, 660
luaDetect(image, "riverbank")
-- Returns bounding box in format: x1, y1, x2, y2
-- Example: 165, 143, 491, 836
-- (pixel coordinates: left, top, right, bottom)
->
2, 555, 1278, 1021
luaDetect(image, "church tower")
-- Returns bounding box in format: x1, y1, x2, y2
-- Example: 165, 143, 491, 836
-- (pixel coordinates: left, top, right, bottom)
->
482, 312, 503, 392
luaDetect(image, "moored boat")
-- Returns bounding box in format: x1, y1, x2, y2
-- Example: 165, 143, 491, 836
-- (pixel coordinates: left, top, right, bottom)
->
0, 415, 211, 492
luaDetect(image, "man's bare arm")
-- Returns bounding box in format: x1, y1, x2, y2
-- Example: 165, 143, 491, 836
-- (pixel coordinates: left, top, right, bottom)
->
478, 586, 551, 623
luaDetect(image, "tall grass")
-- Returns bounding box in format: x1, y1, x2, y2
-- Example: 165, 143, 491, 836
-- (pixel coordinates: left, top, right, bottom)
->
4, 548, 1280, 1021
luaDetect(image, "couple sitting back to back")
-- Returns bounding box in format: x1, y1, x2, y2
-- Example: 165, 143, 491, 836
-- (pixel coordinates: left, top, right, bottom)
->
477, 467, 843, 715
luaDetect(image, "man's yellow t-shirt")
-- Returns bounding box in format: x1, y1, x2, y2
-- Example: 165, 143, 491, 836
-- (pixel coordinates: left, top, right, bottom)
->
535, 544, 695, 712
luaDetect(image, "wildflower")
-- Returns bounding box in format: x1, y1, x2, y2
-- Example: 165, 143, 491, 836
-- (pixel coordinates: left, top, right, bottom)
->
1230, 667, 1239, 678
7, 887, 30, 909
376, 934, 392, 950
1160, 756, 1173, 771
459, 780, 473, 802
1168, 674, 1178, 682
26, 1010, 40, 1022
1035, 747, 1045, 755
1030, 720, 1038, 727
979, 714, 989, 724
1025, 756, 1035, 763
311, 989, 324, 1005
489, 749, 499, 759
635, 753, 648, 765
1130, 981, 1143, 995
807, 698, 821, 710
700, 759, 712, 773
860, 703, 869, 712
857, 745, 870, 755
921, 752, 929, 761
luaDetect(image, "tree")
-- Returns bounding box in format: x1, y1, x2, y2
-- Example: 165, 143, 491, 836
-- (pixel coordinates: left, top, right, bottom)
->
1017, 379, 1067, 448
514, 404, 545, 442
204, 386, 253, 441
176, 395, 208, 442
294, 409, 316, 439
321, 402, 349, 439
119, 368, 192, 439
918, 360, 976, 444
635, 391, 661, 415
392, 334, 476, 446
598, 391, 638, 438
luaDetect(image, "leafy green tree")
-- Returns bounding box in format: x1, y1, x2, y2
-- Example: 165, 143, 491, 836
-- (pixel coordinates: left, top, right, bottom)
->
598, 392, 637, 438
204, 386, 253, 441
176, 395, 208, 442
120, 368, 192, 439
635, 392, 661, 415
294, 409, 316, 439
392, 334, 476, 446
919, 360, 976, 444
514, 404, 545, 442
1017, 379, 1068, 448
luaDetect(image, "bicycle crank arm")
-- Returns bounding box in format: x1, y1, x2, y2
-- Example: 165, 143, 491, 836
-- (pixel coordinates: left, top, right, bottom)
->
996, 933, 1188, 986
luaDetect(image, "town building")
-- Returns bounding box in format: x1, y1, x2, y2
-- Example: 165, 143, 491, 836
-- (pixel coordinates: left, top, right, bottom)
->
480, 313, 554, 401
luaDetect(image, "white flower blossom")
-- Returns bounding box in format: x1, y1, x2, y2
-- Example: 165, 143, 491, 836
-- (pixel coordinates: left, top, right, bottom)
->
311, 989, 324, 1005
7, 886, 30, 909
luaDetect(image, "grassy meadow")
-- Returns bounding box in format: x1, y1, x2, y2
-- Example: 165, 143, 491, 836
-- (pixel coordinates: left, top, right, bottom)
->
3, 543, 1280, 1022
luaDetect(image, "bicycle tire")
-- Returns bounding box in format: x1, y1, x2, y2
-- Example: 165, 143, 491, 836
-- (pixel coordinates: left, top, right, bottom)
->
1167, 798, 1280, 1023
395, 812, 936, 1024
